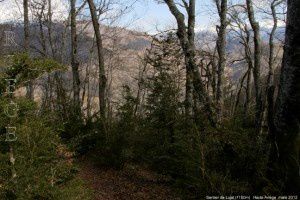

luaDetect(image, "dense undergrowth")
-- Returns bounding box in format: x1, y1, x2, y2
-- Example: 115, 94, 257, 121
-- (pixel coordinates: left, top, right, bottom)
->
0, 98, 93, 199
56, 71, 279, 199
55, 34, 280, 199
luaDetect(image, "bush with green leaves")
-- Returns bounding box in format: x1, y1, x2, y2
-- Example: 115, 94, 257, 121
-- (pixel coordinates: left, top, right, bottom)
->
0, 98, 92, 200
88, 86, 136, 169
0, 53, 92, 199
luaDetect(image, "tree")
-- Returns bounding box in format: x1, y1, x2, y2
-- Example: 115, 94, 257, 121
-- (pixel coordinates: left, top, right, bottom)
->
70, 0, 81, 116
268, 0, 300, 193
267, 0, 283, 89
246, 0, 262, 133
0, 99, 91, 199
23, 0, 29, 52
163, 0, 215, 126
23, 0, 34, 100
215, 0, 228, 124
87, 0, 107, 120
266, 0, 284, 151
228, 6, 253, 120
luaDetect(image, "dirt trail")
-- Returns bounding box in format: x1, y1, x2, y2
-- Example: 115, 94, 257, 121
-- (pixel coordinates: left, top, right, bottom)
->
78, 157, 180, 200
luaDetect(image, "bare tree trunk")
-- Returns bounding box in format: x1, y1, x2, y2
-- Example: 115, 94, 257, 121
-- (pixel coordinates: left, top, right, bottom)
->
47, 0, 55, 58
70, 0, 81, 115
24, 0, 33, 99
87, 44, 95, 120
266, 0, 282, 133
86, 72, 91, 119
243, 25, 253, 119
134, 59, 147, 118
246, 0, 262, 133
211, 50, 217, 100
185, 0, 195, 117
81, 65, 88, 107
206, 61, 212, 92
234, 69, 248, 114
267, 0, 280, 88
244, 68, 251, 118
215, 0, 227, 124
24, 0, 29, 51
36, 1, 47, 56
87, 0, 107, 120
268, 0, 300, 193
185, 70, 193, 116
164, 0, 215, 126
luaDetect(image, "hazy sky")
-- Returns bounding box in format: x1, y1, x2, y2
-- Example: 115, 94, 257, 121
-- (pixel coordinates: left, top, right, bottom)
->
0, 0, 218, 33
126, 0, 217, 33
0, 0, 284, 34
0, 0, 69, 22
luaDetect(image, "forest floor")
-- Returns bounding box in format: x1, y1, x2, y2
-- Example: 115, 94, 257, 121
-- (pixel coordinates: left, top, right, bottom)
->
78, 156, 181, 200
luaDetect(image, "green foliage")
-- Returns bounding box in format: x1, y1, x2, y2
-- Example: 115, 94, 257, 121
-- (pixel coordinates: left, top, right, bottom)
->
117, 85, 137, 123
91, 86, 137, 169
0, 53, 65, 95
42, 80, 86, 151
0, 56, 92, 198
172, 121, 269, 197
0, 98, 92, 199
120, 113, 271, 198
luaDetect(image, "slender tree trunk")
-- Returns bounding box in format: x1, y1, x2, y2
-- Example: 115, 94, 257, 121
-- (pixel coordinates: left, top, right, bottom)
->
47, 0, 55, 58
266, 0, 281, 134
134, 60, 147, 118
246, 0, 262, 133
185, 0, 196, 117
81, 65, 88, 107
164, 0, 215, 126
24, 0, 29, 51
24, 0, 33, 99
234, 69, 248, 114
215, 0, 227, 124
70, 0, 81, 115
244, 68, 251, 118
211, 50, 217, 100
267, 0, 279, 89
87, 0, 107, 120
185, 70, 193, 116
243, 25, 253, 119
206, 62, 212, 92
86, 73, 91, 119
268, 0, 300, 193
37, 3, 46, 56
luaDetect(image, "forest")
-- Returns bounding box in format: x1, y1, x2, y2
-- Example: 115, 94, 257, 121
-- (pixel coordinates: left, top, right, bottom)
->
0, 0, 299, 199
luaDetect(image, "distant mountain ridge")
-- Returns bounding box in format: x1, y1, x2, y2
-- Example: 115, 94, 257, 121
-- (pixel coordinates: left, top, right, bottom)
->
0, 21, 285, 103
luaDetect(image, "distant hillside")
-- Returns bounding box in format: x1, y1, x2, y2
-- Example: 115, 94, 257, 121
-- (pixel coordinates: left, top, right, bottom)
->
0, 22, 284, 107
0, 21, 152, 112
196, 27, 285, 82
